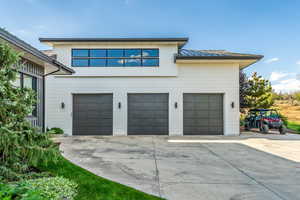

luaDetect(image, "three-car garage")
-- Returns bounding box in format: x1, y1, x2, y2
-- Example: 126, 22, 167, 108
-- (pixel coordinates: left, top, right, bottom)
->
72, 93, 224, 136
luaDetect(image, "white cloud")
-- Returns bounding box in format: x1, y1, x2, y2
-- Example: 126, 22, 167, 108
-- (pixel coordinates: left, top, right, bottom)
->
269, 72, 288, 81
296, 60, 300, 65
264, 57, 279, 64
272, 78, 300, 93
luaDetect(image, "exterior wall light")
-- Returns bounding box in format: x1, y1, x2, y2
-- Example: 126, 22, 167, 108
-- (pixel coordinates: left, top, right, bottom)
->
118, 102, 121, 109
61, 102, 65, 109
175, 102, 178, 109
231, 102, 234, 108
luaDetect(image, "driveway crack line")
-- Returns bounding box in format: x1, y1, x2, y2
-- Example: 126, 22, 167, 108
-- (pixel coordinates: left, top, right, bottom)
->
201, 143, 287, 200
152, 137, 162, 197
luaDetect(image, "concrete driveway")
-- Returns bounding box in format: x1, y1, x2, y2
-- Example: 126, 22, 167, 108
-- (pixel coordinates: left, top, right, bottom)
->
58, 133, 300, 200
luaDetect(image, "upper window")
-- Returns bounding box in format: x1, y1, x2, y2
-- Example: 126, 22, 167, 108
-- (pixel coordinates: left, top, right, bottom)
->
71, 49, 159, 67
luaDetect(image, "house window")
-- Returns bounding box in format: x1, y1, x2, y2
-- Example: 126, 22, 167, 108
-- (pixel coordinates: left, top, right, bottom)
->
12, 73, 37, 117
71, 49, 159, 67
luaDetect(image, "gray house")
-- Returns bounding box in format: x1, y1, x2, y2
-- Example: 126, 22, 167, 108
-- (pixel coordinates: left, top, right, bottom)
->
0, 28, 74, 131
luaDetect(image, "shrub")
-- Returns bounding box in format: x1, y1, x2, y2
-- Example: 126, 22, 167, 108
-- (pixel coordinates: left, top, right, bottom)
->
49, 127, 64, 134
0, 42, 60, 182
23, 177, 78, 200
0, 182, 45, 200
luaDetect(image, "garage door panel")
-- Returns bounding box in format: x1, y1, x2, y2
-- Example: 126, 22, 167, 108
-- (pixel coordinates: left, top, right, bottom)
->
73, 94, 113, 135
128, 94, 169, 135
183, 94, 223, 135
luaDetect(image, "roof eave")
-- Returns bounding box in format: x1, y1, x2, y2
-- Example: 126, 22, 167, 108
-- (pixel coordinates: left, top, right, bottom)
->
0, 29, 74, 75
175, 55, 264, 69
39, 37, 189, 48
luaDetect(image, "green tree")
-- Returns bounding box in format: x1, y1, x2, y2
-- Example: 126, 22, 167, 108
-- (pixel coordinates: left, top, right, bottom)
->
244, 72, 274, 109
239, 70, 249, 110
0, 43, 59, 182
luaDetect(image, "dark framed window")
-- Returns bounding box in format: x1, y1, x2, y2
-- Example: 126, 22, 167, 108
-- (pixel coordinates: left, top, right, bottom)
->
72, 49, 89, 57
107, 49, 123, 57
71, 48, 159, 67
72, 59, 89, 67
13, 73, 37, 117
90, 59, 106, 67
107, 59, 124, 67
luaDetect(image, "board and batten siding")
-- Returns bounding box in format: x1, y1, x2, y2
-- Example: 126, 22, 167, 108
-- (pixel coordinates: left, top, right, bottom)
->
19, 59, 44, 129
45, 63, 240, 136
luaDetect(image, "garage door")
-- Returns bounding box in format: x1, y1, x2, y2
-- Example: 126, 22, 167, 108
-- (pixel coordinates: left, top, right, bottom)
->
73, 94, 113, 135
183, 94, 223, 135
128, 94, 169, 135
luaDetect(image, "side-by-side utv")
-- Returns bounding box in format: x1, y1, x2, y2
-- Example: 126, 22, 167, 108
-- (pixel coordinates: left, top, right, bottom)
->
244, 109, 287, 134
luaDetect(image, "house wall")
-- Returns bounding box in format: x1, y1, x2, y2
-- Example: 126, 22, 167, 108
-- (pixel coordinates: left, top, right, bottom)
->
45, 62, 240, 136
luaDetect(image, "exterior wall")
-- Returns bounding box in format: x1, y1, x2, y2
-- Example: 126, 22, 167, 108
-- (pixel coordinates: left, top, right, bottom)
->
45, 63, 240, 136
19, 59, 44, 129
52, 44, 178, 77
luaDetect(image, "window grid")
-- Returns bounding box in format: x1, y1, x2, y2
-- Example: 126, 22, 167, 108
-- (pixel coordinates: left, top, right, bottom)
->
72, 49, 159, 67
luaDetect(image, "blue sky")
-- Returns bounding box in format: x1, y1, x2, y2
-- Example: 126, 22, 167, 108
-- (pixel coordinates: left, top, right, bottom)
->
0, 0, 299, 92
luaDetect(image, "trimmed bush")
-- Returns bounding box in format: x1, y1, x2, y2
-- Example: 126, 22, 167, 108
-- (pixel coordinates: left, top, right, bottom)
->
49, 127, 64, 134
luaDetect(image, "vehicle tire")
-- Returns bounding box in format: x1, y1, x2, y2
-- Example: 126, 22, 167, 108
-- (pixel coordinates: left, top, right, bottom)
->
244, 123, 250, 131
279, 125, 287, 135
262, 124, 269, 134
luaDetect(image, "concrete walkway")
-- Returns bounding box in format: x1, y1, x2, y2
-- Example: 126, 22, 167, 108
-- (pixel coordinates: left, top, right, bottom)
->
57, 133, 300, 200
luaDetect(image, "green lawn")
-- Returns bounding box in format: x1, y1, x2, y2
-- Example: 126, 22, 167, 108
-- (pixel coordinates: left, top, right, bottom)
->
37, 156, 163, 200
287, 121, 300, 134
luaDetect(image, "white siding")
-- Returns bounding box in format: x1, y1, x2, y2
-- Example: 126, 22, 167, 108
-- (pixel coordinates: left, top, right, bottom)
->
45, 63, 240, 136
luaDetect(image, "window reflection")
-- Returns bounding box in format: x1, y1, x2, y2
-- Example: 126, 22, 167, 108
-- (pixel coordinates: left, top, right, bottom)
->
72, 49, 159, 67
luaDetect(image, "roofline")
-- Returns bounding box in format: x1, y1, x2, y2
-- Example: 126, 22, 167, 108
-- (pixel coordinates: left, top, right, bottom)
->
175, 55, 264, 60
0, 28, 74, 74
39, 37, 189, 42
39, 37, 189, 48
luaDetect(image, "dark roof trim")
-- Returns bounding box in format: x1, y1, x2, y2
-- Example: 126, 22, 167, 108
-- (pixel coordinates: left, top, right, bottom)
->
175, 55, 264, 60
0, 28, 74, 74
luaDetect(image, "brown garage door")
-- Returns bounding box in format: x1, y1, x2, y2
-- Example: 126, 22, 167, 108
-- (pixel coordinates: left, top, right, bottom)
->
183, 94, 223, 135
128, 93, 169, 135
73, 94, 113, 135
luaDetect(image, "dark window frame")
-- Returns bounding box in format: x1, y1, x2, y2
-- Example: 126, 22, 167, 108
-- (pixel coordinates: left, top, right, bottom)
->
14, 72, 38, 117
71, 48, 159, 67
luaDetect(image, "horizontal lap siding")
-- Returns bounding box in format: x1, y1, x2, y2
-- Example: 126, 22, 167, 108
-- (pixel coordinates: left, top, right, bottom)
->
46, 64, 240, 136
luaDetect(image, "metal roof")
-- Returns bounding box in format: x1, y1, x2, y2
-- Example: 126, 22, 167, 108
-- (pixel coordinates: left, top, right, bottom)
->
176, 49, 263, 60
0, 28, 74, 74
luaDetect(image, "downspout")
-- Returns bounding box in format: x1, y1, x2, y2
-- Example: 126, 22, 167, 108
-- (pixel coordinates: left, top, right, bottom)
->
42, 66, 61, 132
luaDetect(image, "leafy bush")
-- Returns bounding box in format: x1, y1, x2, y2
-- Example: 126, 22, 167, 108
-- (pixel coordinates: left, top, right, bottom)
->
48, 127, 64, 134
0, 42, 60, 182
0, 177, 77, 200
23, 177, 77, 200
0, 182, 45, 200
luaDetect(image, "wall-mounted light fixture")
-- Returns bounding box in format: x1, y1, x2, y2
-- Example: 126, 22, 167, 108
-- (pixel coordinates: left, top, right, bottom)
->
175, 102, 178, 109
231, 102, 234, 108
61, 102, 65, 109
118, 102, 121, 109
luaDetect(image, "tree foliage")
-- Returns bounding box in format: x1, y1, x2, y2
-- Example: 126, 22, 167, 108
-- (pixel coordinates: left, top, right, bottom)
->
239, 71, 249, 110
243, 72, 274, 109
0, 43, 59, 182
